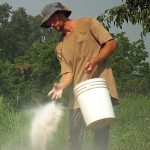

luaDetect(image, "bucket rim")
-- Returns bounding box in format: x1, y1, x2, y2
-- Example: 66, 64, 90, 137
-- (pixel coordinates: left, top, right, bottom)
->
74, 78, 106, 90
74, 85, 108, 97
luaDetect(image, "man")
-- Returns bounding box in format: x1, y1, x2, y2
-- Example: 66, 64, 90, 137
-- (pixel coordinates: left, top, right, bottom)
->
40, 2, 119, 150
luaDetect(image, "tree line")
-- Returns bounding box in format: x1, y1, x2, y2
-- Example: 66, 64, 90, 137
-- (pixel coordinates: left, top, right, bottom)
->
0, 1, 150, 111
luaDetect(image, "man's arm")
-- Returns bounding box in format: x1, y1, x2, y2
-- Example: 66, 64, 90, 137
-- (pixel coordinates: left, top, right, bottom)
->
47, 72, 73, 100
85, 39, 117, 74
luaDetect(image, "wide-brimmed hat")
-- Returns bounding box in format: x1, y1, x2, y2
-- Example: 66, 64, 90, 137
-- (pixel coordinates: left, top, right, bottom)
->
40, 2, 72, 28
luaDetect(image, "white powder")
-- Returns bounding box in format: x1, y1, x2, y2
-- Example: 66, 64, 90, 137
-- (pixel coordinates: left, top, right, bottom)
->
30, 101, 64, 150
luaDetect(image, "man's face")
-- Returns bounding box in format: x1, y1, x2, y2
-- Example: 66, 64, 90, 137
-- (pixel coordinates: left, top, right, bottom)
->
47, 13, 64, 32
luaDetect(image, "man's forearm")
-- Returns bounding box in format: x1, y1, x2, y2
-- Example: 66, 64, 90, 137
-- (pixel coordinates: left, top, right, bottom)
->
58, 72, 73, 89
85, 40, 117, 74
94, 39, 117, 64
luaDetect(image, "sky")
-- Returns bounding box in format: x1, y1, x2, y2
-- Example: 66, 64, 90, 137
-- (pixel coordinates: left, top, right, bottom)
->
0, 0, 149, 58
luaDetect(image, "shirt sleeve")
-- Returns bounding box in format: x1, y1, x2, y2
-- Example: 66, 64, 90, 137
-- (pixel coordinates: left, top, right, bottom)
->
90, 18, 113, 45
56, 43, 72, 76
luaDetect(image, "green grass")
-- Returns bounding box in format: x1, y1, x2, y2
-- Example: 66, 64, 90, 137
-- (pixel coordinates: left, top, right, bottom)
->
109, 94, 150, 150
0, 95, 150, 150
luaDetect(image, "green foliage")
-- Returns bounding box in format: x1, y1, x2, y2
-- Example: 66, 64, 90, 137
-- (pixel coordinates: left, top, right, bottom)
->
0, 3, 52, 62
110, 32, 150, 94
15, 35, 60, 99
0, 3, 150, 111
98, 0, 150, 36
0, 3, 60, 109
1, 38, 60, 109
0, 3, 11, 27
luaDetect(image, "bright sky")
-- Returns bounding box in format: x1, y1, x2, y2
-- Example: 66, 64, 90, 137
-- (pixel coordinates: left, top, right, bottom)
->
0, 0, 149, 57
0, 0, 123, 17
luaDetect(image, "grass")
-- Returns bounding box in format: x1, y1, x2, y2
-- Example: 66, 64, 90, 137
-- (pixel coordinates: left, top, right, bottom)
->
109, 94, 150, 150
0, 94, 150, 150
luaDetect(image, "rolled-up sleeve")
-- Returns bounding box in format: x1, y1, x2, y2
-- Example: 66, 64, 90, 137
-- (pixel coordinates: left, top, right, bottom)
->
90, 18, 113, 45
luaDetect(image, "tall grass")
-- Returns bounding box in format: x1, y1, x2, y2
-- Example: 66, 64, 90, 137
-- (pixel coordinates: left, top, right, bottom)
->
0, 96, 31, 149
0, 95, 150, 150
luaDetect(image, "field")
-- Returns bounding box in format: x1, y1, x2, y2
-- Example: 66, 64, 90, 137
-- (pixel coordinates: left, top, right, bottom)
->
0, 94, 150, 150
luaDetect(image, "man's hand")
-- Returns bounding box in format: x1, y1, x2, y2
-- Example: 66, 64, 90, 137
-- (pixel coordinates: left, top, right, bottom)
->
47, 72, 73, 100
85, 40, 117, 74
85, 60, 97, 75
47, 83, 64, 100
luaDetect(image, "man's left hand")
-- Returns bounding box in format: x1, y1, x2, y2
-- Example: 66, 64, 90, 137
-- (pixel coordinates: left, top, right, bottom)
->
85, 60, 97, 74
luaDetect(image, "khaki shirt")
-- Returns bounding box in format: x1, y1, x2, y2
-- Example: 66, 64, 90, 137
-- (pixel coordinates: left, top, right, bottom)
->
56, 17, 119, 109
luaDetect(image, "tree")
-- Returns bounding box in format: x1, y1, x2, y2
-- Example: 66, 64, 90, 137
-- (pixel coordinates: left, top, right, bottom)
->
0, 31, 60, 110
98, 0, 150, 36
0, 3, 52, 62
110, 32, 150, 94
0, 3, 12, 61
0, 3, 59, 109
0, 3, 11, 27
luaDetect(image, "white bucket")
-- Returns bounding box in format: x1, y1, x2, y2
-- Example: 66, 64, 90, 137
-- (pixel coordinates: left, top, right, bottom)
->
74, 78, 115, 129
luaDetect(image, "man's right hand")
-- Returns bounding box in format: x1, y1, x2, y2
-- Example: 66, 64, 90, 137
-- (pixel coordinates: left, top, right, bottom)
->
47, 83, 64, 100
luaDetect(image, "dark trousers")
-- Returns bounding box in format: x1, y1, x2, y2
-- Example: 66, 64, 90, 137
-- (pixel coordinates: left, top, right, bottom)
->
67, 109, 110, 150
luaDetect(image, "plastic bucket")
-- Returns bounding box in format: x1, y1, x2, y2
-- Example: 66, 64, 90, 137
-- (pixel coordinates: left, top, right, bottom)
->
74, 78, 115, 129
